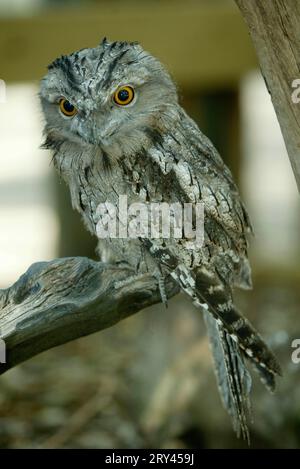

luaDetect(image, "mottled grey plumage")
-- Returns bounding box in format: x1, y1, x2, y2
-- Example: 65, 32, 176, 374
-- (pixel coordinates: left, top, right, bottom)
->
40, 38, 281, 438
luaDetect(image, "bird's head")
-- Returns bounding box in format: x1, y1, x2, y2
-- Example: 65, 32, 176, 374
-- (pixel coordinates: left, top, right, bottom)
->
40, 38, 179, 159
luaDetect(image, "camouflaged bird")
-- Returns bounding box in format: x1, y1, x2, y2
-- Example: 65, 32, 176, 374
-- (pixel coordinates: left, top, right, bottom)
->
40, 38, 281, 440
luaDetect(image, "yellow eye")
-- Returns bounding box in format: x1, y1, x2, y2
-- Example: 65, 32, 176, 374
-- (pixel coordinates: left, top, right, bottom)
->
59, 98, 77, 117
113, 85, 135, 106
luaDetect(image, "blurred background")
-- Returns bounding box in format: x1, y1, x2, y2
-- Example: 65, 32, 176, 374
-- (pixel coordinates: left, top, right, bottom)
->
0, 0, 300, 449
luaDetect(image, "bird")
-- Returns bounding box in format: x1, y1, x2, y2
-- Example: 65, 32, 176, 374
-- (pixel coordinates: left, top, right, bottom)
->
40, 38, 281, 440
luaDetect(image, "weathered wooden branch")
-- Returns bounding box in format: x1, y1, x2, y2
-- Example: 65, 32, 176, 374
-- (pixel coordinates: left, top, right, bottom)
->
235, 0, 300, 191
0, 257, 179, 375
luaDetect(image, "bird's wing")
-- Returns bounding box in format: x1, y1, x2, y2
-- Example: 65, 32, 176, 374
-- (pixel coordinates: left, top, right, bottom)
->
147, 111, 252, 286
144, 118, 281, 387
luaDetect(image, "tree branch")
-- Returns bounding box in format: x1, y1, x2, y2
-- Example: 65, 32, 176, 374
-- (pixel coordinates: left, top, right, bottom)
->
0, 257, 179, 375
235, 0, 300, 191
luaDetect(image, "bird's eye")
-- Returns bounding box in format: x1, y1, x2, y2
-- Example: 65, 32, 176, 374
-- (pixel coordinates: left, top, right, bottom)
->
113, 86, 135, 106
59, 98, 77, 117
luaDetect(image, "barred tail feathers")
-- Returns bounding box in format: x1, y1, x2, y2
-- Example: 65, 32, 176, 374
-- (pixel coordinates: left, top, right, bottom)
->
204, 310, 252, 441
140, 239, 281, 390
171, 265, 281, 391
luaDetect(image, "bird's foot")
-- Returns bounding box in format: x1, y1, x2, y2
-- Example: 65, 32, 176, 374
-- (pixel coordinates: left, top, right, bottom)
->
153, 268, 168, 308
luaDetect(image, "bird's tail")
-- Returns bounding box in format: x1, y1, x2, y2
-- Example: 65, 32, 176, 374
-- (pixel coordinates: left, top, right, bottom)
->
204, 310, 252, 441
171, 265, 282, 392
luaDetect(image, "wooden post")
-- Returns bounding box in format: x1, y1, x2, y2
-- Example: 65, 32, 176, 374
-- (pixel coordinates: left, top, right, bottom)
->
235, 0, 300, 191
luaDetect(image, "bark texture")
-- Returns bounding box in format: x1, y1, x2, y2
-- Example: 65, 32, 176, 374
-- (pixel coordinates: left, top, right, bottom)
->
0, 257, 179, 375
235, 0, 300, 190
